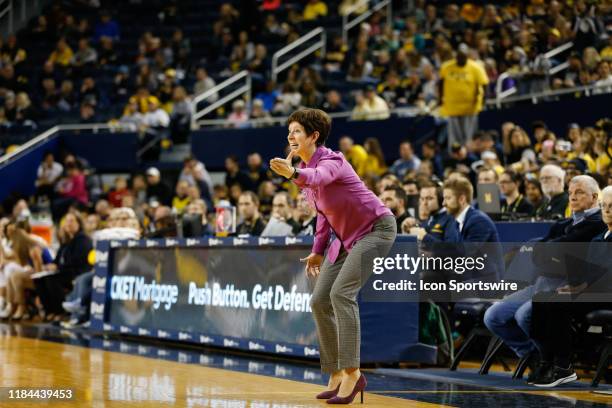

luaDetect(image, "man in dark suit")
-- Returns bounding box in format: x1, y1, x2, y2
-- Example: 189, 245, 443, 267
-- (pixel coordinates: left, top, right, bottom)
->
484, 175, 606, 372
442, 176, 501, 282
529, 185, 612, 387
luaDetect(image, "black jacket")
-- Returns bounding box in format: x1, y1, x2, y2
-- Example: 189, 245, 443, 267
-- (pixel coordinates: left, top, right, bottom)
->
55, 232, 93, 279
536, 192, 568, 220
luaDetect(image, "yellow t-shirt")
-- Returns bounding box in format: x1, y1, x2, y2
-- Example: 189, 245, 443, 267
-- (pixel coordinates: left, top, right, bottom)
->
344, 145, 369, 177
303, 2, 328, 20
439, 59, 489, 117
172, 196, 190, 214
49, 47, 74, 66
365, 155, 387, 177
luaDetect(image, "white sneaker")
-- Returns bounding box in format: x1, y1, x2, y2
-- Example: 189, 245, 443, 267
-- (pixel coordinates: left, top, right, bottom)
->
0, 304, 13, 319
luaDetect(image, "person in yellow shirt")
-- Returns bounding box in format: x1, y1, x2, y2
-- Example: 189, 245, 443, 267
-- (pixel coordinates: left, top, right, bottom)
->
47, 38, 73, 67
303, 0, 328, 21
339, 135, 369, 177
364, 137, 387, 177
172, 180, 191, 215
439, 43, 489, 151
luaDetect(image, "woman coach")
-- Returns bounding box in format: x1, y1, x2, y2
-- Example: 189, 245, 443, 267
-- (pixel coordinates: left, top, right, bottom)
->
270, 108, 397, 404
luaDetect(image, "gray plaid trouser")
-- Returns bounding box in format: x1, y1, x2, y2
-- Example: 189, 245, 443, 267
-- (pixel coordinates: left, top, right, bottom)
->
309, 215, 397, 373
447, 114, 479, 151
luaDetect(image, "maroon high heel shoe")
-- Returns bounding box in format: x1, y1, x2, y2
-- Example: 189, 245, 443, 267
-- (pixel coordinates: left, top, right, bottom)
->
316, 384, 340, 399
326, 374, 366, 404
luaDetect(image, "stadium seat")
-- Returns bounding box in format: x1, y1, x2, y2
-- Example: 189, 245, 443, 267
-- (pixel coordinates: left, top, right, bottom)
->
586, 309, 612, 387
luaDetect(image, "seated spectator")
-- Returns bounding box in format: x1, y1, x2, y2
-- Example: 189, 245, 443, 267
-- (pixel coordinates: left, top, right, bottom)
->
141, 99, 170, 153
293, 193, 317, 235
172, 180, 191, 215
62, 208, 140, 328
169, 86, 191, 144
57, 80, 77, 112
504, 126, 537, 171
389, 141, 422, 180
339, 0, 367, 16
322, 90, 347, 114
14, 92, 36, 125
107, 177, 130, 208
380, 186, 410, 232
484, 175, 606, 376
35, 152, 63, 202
245, 153, 269, 191
257, 180, 276, 217
227, 99, 249, 128
303, 0, 328, 21
192, 68, 218, 101
236, 191, 266, 236
79, 103, 98, 123
52, 161, 89, 221
1, 35, 27, 69
364, 137, 387, 177
524, 178, 545, 217
148, 205, 178, 238
35, 212, 92, 322
98, 36, 118, 67
47, 38, 73, 67
145, 167, 172, 206
402, 180, 459, 243
79, 76, 99, 107
0, 224, 53, 320
225, 155, 253, 191
536, 164, 569, 220
93, 10, 120, 42
72, 38, 98, 70
262, 192, 300, 237
250, 99, 273, 127
529, 186, 612, 387
338, 136, 368, 178
185, 199, 214, 236
273, 83, 301, 115
499, 170, 534, 218
40, 78, 59, 112
351, 87, 390, 120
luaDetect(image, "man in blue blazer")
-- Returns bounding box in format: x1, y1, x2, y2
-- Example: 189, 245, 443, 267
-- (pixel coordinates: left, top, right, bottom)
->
442, 176, 501, 282
484, 175, 606, 378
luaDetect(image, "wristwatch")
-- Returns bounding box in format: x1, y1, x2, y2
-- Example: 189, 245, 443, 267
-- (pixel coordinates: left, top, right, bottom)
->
290, 167, 300, 179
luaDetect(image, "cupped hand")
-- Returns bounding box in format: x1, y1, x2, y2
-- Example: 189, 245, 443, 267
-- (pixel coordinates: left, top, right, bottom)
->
300, 252, 323, 277
270, 149, 296, 179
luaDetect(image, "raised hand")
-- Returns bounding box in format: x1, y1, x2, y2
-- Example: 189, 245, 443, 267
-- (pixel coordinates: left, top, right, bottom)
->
270, 149, 296, 179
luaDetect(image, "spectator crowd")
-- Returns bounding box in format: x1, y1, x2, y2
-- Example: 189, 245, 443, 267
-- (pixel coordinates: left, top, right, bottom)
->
0, 0, 610, 151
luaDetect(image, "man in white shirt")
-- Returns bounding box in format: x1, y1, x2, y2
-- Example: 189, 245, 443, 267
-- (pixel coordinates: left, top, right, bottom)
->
36, 152, 64, 201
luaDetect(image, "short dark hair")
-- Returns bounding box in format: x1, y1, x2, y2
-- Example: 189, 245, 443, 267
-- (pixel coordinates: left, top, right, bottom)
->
240, 191, 260, 207
287, 108, 332, 147
501, 169, 523, 185
385, 186, 406, 204
419, 179, 443, 206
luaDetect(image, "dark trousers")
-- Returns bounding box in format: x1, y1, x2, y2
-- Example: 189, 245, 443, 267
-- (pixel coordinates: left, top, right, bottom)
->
34, 273, 73, 315
531, 291, 604, 367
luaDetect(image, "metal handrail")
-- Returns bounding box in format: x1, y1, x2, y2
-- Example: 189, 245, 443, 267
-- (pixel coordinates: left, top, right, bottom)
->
486, 81, 611, 107
0, 0, 12, 33
494, 41, 574, 106
0, 123, 114, 166
544, 41, 574, 60
271, 27, 326, 83
342, 0, 392, 44
190, 70, 251, 129
1, 0, 45, 37
195, 82, 611, 128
